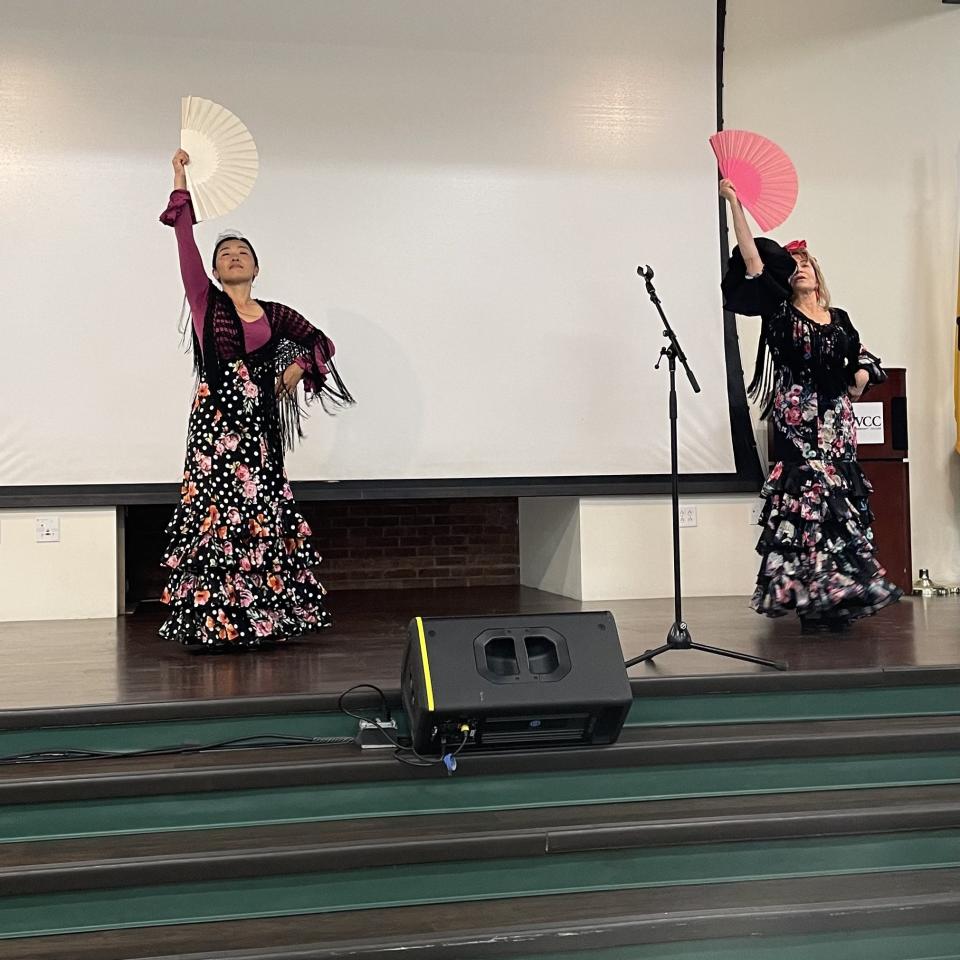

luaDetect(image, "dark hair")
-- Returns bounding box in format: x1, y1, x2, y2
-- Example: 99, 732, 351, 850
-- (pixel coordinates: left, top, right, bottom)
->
212, 235, 259, 269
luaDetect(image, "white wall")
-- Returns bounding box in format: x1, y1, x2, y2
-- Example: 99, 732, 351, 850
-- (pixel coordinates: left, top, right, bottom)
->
521, 495, 761, 601
726, 0, 960, 582
519, 498, 583, 599
0, 509, 120, 621
580, 496, 761, 600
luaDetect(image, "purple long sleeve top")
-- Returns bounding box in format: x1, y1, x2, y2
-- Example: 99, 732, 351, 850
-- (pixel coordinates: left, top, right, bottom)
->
160, 190, 333, 377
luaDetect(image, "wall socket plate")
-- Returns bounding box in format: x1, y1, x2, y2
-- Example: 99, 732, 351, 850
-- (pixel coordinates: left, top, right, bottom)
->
678, 504, 698, 528
35, 517, 61, 543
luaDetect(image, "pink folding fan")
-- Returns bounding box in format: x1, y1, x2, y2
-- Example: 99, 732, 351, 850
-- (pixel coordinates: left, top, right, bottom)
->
709, 129, 798, 231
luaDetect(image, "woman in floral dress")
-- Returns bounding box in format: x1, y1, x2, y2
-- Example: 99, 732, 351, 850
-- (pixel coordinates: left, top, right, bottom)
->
720, 179, 901, 632
158, 149, 353, 650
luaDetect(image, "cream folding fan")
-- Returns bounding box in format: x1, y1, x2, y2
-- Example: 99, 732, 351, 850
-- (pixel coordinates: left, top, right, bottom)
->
180, 96, 259, 222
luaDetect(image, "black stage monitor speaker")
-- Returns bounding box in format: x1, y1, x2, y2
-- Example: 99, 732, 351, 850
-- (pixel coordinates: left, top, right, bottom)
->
402, 612, 632, 753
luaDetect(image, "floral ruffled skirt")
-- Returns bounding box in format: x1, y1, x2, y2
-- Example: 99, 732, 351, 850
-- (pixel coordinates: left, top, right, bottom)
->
752, 458, 902, 624
160, 357, 331, 649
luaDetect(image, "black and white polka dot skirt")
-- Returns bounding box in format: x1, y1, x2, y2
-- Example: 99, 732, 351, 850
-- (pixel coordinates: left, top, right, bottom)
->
159, 356, 331, 650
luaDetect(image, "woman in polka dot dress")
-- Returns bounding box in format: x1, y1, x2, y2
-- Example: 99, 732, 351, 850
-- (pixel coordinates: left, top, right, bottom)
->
158, 149, 353, 650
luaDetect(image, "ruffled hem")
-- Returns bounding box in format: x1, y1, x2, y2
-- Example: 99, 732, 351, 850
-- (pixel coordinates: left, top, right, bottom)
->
162, 513, 320, 577
160, 517, 327, 648
752, 571, 902, 622
756, 458, 875, 549
751, 458, 902, 621
160, 567, 331, 649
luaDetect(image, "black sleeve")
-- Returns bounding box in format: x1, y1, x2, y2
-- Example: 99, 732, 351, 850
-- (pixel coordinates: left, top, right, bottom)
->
837, 309, 886, 387
721, 237, 795, 316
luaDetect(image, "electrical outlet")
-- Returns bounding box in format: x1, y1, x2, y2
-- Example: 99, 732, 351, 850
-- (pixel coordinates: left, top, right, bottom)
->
35, 517, 61, 543
750, 501, 765, 525
678, 504, 698, 528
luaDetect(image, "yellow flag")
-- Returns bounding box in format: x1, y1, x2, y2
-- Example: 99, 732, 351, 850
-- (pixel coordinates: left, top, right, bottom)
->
956, 253, 960, 454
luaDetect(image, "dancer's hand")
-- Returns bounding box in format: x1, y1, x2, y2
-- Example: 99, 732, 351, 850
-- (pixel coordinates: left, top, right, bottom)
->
848, 369, 869, 399
719, 178, 738, 204
276, 363, 305, 398
172, 149, 190, 190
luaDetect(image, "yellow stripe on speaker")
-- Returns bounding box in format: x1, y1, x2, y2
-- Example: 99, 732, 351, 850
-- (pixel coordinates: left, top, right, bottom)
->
415, 617, 435, 712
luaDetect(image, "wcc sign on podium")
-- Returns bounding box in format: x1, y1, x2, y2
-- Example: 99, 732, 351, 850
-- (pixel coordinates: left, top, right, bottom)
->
853, 401, 885, 445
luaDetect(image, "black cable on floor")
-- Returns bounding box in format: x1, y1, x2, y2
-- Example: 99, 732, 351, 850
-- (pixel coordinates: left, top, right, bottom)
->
0, 733, 353, 766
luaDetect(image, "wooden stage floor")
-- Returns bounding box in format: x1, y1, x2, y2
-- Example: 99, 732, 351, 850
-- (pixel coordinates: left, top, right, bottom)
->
0, 588, 957, 712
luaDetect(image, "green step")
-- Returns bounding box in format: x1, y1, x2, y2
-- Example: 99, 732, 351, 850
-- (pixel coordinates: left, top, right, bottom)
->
2, 830, 960, 940
0, 684, 957, 757
3, 751, 960, 843
495, 923, 960, 960
625, 685, 960, 727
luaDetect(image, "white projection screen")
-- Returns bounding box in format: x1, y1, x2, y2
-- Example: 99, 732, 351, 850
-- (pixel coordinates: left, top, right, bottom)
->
0, 0, 758, 499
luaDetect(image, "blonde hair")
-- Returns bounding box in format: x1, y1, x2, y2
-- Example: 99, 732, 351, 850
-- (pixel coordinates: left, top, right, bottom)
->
791, 250, 831, 309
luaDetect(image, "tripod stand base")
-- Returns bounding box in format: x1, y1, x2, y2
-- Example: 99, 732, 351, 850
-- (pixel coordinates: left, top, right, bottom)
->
624, 621, 787, 671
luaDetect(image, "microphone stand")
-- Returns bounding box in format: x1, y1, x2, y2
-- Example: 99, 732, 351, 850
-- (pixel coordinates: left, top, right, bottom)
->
625, 266, 786, 672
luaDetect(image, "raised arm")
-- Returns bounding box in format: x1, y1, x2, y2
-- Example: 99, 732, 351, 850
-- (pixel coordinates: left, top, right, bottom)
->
159, 150, 210, 327
720, 179, 763, 276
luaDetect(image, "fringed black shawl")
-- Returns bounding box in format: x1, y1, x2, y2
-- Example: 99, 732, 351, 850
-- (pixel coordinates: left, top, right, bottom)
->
746, 313, 778, 420
190, 283, 354, 453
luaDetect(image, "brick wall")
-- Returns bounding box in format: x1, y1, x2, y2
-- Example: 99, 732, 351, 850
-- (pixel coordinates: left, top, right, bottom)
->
300, 498, 519, 590
126, 498, 519, 601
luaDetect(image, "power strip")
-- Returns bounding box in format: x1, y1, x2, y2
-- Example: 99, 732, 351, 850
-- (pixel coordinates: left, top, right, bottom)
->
354, 718, 399, 750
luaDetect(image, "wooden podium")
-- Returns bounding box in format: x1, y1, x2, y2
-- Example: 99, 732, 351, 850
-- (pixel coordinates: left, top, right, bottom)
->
854, 368, 912, 591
